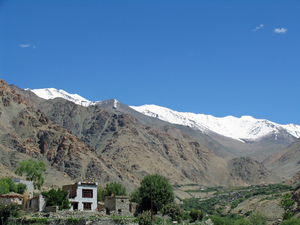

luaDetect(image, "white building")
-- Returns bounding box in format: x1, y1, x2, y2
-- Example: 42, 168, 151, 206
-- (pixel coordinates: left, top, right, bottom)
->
13, 178, 34, 198
62, 180, 98, 211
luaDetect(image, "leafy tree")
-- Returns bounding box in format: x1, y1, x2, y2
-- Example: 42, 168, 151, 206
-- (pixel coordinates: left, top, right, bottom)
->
138, 174, 174, 213
0, 178, 16, 193
97, 182, 127, 202
279, 193, 295, 220
248, 213, 267, 225
0, 180, 9, 195
130, 188, 141, 203
97, 187, 106, 202
16, 183, 27, 195
42, 188, 70, 210
15, 159, 46, 190
104, 181, 127, 197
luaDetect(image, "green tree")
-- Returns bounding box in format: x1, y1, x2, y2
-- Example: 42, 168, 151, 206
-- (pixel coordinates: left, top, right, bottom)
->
0, 178, 16, 193
16, 183, 27, 195
279, 193, 295, 220
130, 188, 141, 203
248, 213, 267, 225
0, 180, 9, 196
97, 187, 106, 202
97, 182, 127, 202
15, 159, 46, 190
42, 188, 70, 210
104, 181, 127, 197
138, 174, 174, 213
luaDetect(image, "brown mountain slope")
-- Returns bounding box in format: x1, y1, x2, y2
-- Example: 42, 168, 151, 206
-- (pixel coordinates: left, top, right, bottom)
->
228, 157, 281, 185
263, 138, 300, 178
0, 79, 141, 190
3, 80, 282, 190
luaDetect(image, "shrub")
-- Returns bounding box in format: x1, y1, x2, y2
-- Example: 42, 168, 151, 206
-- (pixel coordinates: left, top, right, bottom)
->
0, 203, 21, 225
279, 193, 295, 220
211, 215, 232, 225
280, 218, 300, 225
161, 203, 184, 222
234, 218, 250, 225
68, 217, 80, 224
248, 213, 267, 225
24, 218, 49, 224
189, 209, 204, 222
138, 210, 153, 225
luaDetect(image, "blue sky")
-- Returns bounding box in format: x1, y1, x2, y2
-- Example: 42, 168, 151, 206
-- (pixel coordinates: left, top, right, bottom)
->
1, 0, 299, 125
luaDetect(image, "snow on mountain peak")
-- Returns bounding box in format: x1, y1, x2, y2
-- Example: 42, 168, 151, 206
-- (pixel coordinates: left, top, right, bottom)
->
27, 88, 300, 142
130, 104, 300, 142
26, 88, 94, 107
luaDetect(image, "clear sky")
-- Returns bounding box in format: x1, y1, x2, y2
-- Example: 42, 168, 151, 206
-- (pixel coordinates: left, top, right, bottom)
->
1, 0, 299, 125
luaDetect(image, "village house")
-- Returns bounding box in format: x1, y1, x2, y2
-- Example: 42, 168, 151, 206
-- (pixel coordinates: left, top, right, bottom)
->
0, 192, 23, 205
62, 179, 98, 212
105, 195, 136, 216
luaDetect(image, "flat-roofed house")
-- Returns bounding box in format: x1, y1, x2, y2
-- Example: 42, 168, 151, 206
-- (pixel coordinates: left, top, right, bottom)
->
62, 179, 98, 211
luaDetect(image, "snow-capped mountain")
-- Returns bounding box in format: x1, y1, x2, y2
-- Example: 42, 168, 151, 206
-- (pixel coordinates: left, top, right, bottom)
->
28, 88, 300, 142
131, 104, 300, 142
27, 88, 97, 107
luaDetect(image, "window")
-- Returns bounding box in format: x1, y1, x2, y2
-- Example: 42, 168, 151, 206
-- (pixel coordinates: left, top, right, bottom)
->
83, 203, 92, 210
82, 189, 93, 198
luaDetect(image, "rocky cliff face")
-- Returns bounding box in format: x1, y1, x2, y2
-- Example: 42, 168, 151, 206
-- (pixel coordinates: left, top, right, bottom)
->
4, 80, 282, 190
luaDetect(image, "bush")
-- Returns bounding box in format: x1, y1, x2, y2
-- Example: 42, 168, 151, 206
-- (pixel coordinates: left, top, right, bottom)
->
68, 217, 80, 224
280, 218, 300, 225
211, 215, 232, 225
189, 209, 204, 222
24, 218, 49, 224
248, 213, 267, 225
161, 203, 184, 222
234, 218, 250, 225
138, 210, 153, 225
279, 193, 295, 220
0, 203, 21, 225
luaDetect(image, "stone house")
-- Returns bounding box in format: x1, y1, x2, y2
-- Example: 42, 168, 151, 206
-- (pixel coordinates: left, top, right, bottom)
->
0, 192, 23, 205
62, 180, 98, 211
105, 195, 134, 216
27, 194, 47, 212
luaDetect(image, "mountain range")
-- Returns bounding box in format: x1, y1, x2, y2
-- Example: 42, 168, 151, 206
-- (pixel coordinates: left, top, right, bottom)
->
1, 80, 300, 192
28, 87, 300, 162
